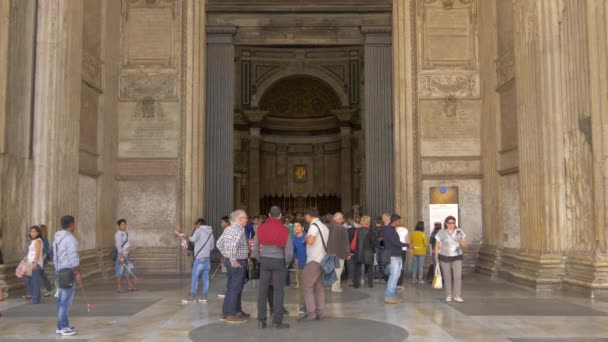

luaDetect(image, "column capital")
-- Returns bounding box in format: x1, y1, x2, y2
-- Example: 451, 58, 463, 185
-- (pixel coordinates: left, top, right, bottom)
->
331, 107, 357, 124
207, 26, 237, 44
244, 109, 269, 127
361, 26, 392, 44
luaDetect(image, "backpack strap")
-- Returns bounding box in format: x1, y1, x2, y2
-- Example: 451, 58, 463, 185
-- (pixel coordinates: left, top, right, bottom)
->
193, 232, 213, 260
311, 223, 327, 253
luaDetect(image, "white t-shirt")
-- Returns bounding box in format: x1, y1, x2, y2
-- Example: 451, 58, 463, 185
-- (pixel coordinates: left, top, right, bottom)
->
306, 219, 329, 264
27, 238, 43, 268
396, 227, 409, 251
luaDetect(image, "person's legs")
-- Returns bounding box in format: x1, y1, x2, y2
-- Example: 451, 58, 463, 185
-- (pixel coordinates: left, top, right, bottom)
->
365, 264, 374, 287
411, 256, 419, 281
30, 268, 41, 304
56, 286, 75, 330
303, 262, 322, 316
272, 261, 287, 324
353, 262, 362, 288
332, 259, 345, 292
440, 260, 453, 298
39, 267, 52, 292
296, 267, 305, 308
222, 259, 242, 316
398, 252, 406, 286
384, 257, 402, 299
418, 255, 426, 281
201, 258, 211, 297
376, 248, 384, 277
453, 260, 462, 298
235, 260, 247, 314
190, 258, 204, 297
115, 258, 123, 290
313, 271, 325, 317
257, 258, 272, 322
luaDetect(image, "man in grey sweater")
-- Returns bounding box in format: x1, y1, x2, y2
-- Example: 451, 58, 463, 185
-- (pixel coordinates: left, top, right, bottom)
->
185, 218, 215, 303
253, 206, 293, 329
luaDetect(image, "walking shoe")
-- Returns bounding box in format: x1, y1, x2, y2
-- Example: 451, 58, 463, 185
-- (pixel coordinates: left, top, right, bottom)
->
43, 290, 53, 297
331, 288, 342, 293
22, 295, 32, 300
272, 322, 290, 329
56, 327, 77, 336
184, 295, 197, 302
217, 293, 225, 298
298, 304, 307, 315
283, 307, 290, 316
258, 320, 267, 329
453, 297, 464, 303
238, 311, 251, 319
418, 279, 425, 284
298, 314, 318, 322
225, 315, 248, 324
446, 296, 452, 302
384, 297, 400, 304
219, 313, 227, 321
198, 296, 208, 303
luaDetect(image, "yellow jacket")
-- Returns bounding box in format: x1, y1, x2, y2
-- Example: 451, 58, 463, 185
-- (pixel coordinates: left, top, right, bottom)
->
411, 231, 429, 256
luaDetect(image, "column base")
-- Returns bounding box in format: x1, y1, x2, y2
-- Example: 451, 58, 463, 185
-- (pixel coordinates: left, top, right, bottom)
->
562, 252, 608, 297
498, 248, 565, 290
475, 244, 501, 278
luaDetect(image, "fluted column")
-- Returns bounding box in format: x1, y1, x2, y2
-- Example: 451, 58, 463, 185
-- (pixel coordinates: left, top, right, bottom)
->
248, 128, 261, 215
31, 1, 84, 226
362, 26, 395, 218
277, 144, 288, 196
340, 127, 353, 212
505, 0, 567, 288
204, 26, 236, 231
476, 0, 502, 277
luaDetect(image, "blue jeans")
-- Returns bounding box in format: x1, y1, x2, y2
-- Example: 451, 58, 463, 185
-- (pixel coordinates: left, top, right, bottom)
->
190, 258, 211, 297
25, 267, 43, 304
56, 286, 75, 330
115, 256, 132, 277
412, 255, 426, 280
384, 256, 403, 298
222, 259, 246, 316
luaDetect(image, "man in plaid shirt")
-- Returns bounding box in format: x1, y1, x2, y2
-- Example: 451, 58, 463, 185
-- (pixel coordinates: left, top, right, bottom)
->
216, 209, 250, 323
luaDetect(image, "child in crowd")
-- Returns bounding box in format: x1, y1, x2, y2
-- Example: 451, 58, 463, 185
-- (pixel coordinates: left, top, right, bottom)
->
292, 221, 307, 315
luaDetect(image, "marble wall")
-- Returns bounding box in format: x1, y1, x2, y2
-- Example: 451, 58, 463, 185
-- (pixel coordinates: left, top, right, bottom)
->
77, 174, 97, 251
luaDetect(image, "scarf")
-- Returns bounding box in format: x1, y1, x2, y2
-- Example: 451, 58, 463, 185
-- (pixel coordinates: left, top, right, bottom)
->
256, 218, 289, 248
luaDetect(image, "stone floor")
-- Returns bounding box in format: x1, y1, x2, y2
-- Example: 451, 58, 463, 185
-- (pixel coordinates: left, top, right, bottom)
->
1, 272, 608, 342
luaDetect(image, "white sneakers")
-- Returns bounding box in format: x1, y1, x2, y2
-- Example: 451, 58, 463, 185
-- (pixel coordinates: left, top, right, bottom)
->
446, 296, 464, 303
56, 327, 77, 336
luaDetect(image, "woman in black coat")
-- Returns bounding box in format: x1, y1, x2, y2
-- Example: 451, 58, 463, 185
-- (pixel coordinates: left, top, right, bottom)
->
350, 216, 376, 288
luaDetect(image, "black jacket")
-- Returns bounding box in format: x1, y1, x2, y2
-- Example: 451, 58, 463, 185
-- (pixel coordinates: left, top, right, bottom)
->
349, 227, 375, 265
383, 227, 408, 257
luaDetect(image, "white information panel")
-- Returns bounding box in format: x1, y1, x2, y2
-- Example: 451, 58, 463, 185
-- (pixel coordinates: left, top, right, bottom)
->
429, 203, 459, 229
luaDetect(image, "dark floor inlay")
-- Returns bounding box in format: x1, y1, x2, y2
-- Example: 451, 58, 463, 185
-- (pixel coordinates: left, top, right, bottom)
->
448, 298, 607, 316
510, 339, 608, 342
241, 286, 370, 304
189, 317, 408, 342
2, 298, 160, 317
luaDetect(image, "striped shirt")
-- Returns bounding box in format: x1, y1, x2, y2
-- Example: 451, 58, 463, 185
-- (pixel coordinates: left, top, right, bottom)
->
217, 222, 249, 261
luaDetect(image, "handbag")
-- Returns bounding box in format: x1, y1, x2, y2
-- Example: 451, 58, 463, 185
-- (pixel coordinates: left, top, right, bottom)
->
432, 264, 443, 289
15, 258, 32, 278
57, 268, 75, 289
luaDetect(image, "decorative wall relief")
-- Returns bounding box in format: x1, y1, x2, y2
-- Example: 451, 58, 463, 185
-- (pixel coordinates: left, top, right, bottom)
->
419, 0, 477, 69
121, 0, 179, 67
420, 99, 481, 156
496, 50, 515, 90
82, 50, 103, 92
119, 74, 178, 100
259, 77, 342, 118
118, 99, 179, 158
419, 72, 479, 98
322, 65, 346, 82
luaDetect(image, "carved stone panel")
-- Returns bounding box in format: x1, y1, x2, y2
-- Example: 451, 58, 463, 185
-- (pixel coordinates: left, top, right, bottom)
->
420, 99, 481, 156
419, 0, 477, 69
80, 83, 99, 155
118, 99, 179, 158
121, 0, 179, 67
119, 73, 178, 100
496, 50, 515, 90
419, 72, 479, 98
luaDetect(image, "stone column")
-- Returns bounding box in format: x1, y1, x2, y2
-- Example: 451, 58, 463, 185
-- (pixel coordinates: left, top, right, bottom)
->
204, 26, 236, 232
476, 0, 502, 277
31, 1, 84, 226
276, 144, 288, 196
0, 0, 8, 155
362, 26, 395, 218
500, 0, 567, 288
333, 108, 356, 213
244, 110, 267, 216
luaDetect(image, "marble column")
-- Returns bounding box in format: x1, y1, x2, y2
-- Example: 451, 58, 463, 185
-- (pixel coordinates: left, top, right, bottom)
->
476, 0, 502, 277
340, 126, 353, 213
204, 26, 236, 232
247, 128, 261, 216
362, 26, 395, 218
182, 0, 207, 238
31, 0, 84, 226
0, 0, 8, 154
500, 0, 567, 289
276, 144, 288, 196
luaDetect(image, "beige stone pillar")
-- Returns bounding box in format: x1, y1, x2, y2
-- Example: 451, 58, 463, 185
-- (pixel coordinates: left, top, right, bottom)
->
392, 1, 418, 229
181, 0, 206, 233
0, 0, 8, 155
499, 0, 567, 288
31, 0, 84, 226
248, 128, 261, 215
340, 126, 353, 213
476, 0, 503, 277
